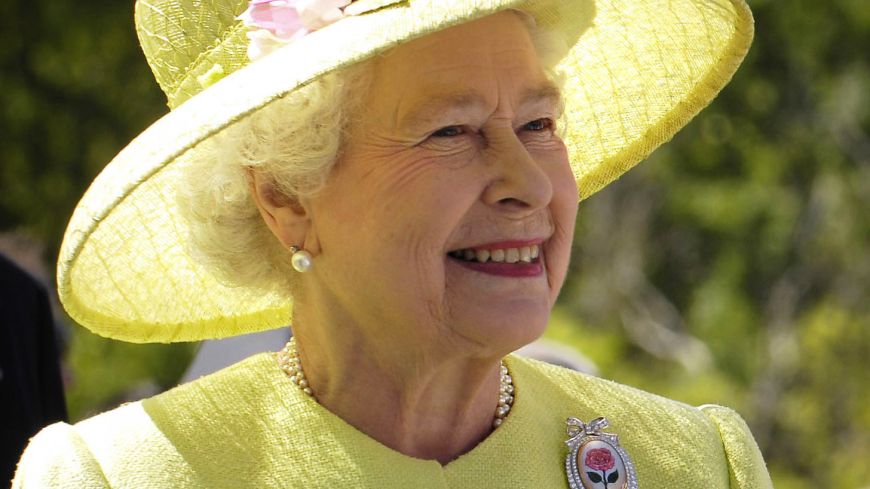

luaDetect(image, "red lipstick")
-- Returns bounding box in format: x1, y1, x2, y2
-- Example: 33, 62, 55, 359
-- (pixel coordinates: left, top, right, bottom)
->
446, 238, 546, 278
452, 259, 544, 277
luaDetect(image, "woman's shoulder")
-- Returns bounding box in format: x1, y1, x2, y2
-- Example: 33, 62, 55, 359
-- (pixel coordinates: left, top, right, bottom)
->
511, 353, 726, 417
12, 421, 110, 488
508, 354, 773, 489
13, 353, 279, 488
12, 399, 180, 488
509, 353, 704, 415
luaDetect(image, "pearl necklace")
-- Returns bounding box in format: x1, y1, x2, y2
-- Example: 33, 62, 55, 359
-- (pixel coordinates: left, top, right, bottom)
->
276, 338, 515, 429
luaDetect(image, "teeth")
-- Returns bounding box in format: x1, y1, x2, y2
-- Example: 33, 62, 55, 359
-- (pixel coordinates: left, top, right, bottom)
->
491, 249, 506, 262
475, 249, 490, 263
450, 244, 542, 264
520, 246, 531, 263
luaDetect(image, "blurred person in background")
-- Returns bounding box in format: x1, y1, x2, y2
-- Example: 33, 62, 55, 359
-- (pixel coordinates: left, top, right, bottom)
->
13, 0, 771, 487
0, 252, 66, 485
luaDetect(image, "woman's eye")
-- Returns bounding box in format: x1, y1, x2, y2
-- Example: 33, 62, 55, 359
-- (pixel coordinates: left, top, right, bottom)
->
523, 118, 553, 132
431, 126, 464, 138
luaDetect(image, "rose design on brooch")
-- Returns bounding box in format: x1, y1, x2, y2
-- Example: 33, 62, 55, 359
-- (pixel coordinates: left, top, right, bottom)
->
565, 417, 638, 489
584, 447, 619, 487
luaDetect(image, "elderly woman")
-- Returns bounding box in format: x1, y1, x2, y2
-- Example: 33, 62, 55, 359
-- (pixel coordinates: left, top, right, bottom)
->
14, 0, 771, 487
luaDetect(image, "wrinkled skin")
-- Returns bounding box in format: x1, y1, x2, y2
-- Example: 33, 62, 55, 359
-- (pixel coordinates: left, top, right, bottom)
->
252, 11, 578, 463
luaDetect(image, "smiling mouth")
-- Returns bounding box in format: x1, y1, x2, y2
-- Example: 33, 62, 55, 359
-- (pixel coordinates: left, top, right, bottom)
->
447, 243, 544, 278
447, 244, 541, 264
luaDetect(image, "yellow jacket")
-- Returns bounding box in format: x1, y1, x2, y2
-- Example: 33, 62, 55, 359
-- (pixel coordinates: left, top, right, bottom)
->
13, 354, 772, 488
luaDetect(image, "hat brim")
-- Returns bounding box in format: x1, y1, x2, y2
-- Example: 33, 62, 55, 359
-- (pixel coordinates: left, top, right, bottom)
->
58, 0, 753, 342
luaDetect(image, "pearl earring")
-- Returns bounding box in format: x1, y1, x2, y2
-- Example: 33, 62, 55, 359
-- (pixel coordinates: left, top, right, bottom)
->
289, 246, 313, 273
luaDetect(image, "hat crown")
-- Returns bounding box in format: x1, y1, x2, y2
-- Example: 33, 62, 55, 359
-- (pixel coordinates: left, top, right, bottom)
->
62, 0, 754, 342
135, 0, 251, 109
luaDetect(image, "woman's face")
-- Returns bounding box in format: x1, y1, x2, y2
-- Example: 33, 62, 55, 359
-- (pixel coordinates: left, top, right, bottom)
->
304, 11, 577, 356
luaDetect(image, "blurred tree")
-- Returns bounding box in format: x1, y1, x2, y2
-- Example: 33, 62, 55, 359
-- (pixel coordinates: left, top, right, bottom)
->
0, 0, 195, 420
1, 0, 867, 486
0, 0, 167, 247
554, 0, 870, 487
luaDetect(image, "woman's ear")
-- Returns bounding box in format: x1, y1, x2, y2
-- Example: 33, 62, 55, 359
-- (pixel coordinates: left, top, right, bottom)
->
247, 169, 309, 251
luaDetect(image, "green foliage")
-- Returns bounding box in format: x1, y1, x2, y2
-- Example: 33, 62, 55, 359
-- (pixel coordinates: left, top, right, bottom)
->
0, 0, 185, 421
1, 0, 867, 486
771, 303, 870, 487
554, 0, 870, 486
65, 333, 197, 420
0, 0, 167, 255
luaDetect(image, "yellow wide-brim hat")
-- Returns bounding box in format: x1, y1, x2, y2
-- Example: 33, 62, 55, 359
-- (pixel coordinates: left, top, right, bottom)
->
58, 0, 753, 343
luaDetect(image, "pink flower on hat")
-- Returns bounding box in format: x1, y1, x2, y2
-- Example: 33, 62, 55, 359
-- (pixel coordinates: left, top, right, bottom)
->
296, 0, 352, 29
238, 0, 352, 60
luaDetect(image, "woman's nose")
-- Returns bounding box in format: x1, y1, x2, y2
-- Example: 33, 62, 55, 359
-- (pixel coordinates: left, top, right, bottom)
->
482, 136, 554, 213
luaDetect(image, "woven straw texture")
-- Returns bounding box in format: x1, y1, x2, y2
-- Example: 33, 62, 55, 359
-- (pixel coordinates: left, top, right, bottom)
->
13, 354, 773, 487
57, 0, 754, 342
